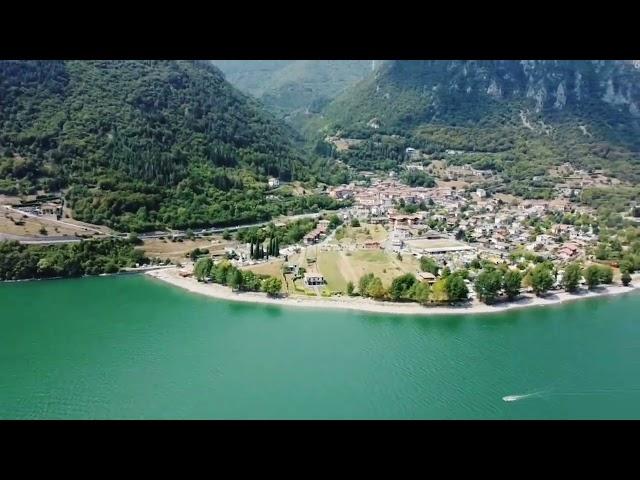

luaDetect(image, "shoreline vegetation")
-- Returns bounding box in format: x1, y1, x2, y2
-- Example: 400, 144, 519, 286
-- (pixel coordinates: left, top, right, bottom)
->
0, 238, 166, 281
145, 267, 640, 317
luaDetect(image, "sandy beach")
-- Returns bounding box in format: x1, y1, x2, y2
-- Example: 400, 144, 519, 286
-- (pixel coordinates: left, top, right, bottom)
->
145, 268, 640, 316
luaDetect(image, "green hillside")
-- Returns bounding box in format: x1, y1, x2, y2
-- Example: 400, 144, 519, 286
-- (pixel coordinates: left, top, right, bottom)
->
321, 60, 640, 194
0, 60, 347, 232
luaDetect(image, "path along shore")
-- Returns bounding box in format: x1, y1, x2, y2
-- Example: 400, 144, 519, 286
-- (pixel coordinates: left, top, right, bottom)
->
145, 268, 640, 316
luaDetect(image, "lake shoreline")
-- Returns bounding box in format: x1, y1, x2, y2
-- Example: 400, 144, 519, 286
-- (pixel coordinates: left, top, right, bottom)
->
1, 265, 172, 284
145, 267, 640, 316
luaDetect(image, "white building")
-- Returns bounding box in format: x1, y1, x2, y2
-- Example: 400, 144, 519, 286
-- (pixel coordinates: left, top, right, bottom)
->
268, 177, 280, 188
304, 273, 325, 287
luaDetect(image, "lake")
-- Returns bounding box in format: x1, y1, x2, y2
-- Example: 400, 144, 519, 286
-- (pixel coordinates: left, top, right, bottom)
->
1, 275, 640, 419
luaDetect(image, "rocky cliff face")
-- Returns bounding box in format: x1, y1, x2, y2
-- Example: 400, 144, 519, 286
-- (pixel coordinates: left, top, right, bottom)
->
327, 60, 640, 131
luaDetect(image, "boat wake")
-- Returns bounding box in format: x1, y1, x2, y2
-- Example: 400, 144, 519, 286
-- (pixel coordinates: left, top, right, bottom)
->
503, 386, 640, 403
502, 392, 545, 402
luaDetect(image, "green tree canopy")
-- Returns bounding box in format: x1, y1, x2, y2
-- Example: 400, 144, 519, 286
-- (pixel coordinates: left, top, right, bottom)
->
474, 268, 503, 304
562, 262, 583, 293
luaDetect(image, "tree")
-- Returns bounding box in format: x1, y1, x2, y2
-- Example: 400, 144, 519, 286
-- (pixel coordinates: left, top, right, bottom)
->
583, 264, 613, 288
446, 274, 468, 303
351, 218, 360, 227
529, 264, 554, 296
503, 270, 523, 300
420, 256, 439, 275
242, 270, 262, 291
262, 277, 282, 297
346, 281, 355, 296
562, 262, 583, 293
358, 273, 375, 296
595, 243, 610, 260
104, 261, 119, 274
228, 268, 244, 291
431, 279, 449, 303
396, 252, 402, 261
222, 229, 231, 240
455, 229, 465, 241
409, 281, 431, 305
128, 232, 142, 245
621, 271, 632, 286
367, 277, 386, 300
194, 257, 213, 281
328, 214, 342, 229
213, 260, 231, 284
620, 258, 635, 275
584, 265, 602, 289
475, 268, 503, 304
389, 273, 417, 301
599, 265, 614, 284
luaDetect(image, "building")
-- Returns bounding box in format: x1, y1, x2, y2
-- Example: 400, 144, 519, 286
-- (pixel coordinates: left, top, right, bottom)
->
556, 243, 579, 261
40, 202, 62, 218
417, 271, 437, 285
304, 273, 325, 287
388, 214, 421, 228
268, 177, 280, 188
476, 188, 487, 199
303, 231, 321, 245
318, 219, 330, 229
363, 241, 381, 249
405, 147, 420, 160
390, 228, 406, 251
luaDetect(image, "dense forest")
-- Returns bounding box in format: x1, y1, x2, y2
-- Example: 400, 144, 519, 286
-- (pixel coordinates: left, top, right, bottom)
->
0, 238, 149, 280
0, 60, 349, 232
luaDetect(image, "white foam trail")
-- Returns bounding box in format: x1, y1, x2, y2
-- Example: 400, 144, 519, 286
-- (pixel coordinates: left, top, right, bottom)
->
503, 387, 640, 402
502, 391, 545, 402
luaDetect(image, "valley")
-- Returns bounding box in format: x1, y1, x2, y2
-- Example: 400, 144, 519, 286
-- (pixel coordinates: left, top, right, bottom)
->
2, 60, 640, 312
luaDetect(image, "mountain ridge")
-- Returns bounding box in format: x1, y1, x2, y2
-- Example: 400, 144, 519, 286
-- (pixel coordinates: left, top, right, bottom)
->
0, 60, 345, 231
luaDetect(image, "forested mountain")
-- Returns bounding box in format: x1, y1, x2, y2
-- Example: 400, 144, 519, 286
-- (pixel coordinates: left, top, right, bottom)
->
0, 60, 347, 232
322, 60, 640, 192
211, 60, 373, 121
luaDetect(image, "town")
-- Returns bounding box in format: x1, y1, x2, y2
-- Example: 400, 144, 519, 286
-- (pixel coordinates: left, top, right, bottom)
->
2, 147, 638, 307
174, 148, 639, 306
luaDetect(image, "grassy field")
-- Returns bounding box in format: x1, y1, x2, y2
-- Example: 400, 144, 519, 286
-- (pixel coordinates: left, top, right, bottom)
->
317, 251, 349, 292
243, 259, 284, 278
316, 249, 420, 292
331, 223, 388, 246
242, 259, 297, 294
404, 238, 466, 249
142, 237, 230, 262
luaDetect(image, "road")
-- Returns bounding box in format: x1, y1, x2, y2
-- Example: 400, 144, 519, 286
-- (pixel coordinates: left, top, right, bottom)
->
2, 205, 114, 237
1, 209, 335, 245
136, 211, 329, 240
